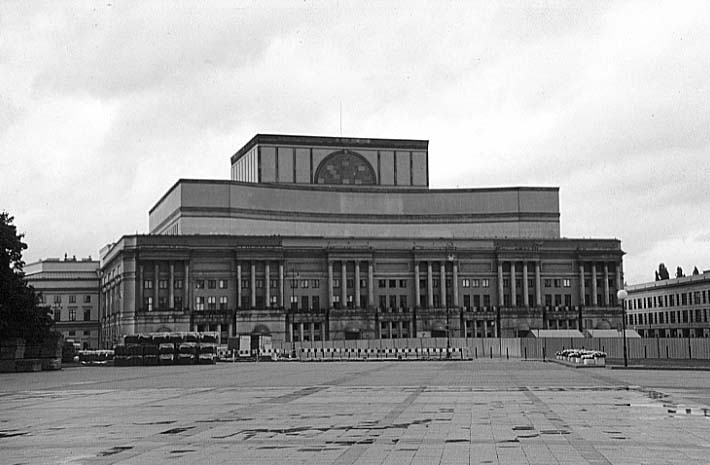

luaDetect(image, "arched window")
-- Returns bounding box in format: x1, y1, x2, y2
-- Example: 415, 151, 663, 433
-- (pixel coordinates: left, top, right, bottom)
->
314, 150, 376, 185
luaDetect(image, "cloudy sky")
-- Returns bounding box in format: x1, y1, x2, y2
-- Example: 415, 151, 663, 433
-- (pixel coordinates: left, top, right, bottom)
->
2, 1, 709, 285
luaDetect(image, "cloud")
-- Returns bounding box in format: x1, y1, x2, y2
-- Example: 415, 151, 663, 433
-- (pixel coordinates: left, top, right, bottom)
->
1, 1, 709, 286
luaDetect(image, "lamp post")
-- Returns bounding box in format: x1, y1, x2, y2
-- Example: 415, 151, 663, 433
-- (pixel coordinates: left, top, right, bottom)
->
617, 289, 628, 367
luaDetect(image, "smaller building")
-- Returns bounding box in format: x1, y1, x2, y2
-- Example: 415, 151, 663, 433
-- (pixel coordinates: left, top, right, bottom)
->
625, 271, 710, 338
24, 257, 100, 349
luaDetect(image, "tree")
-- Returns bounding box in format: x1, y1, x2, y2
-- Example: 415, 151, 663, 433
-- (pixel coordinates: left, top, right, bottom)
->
0, 211, 53, 342
657, 263, 670, 280
692, 266, 699, 275
675, 266, 684, 279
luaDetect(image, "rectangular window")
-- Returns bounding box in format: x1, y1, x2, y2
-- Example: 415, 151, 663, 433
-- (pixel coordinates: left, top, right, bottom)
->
389, 295, 397, 309
360, 279, 367, 289
219, 279, 228, 289
481, 279, 489, 288
83, 295, 92, 303
483, 295, 490, 306
303, 295, 310, 310
503, 279, 510, 288
174, 296, 183, 310
174, 279, 183, 289
332, 279, 340, 289
300, 279, 309, 288
241, 296, 250, 308
83, 330, 90, 336
68, 330, 76, 337
399, 279, 407, 288
195, 296, 205, 311
256, 279, 264, 288
554, 279, 561, 288
544, 279, 552, 288
312, 296, 320, 310
195, 280, 205, 289
270, 279, 278, 289
241, 279, 249, 289
54, 308, 61, 321
400, 295, 408, 308
208, 280, 216, 289
158, 297, 167, 309
207, 296, 216, 310
462, 279, 470, 288
545, 295, 552, 306
564, 295, 571, 307
378, 279, 386, 288
69, 295, 77, 303
347, 279, 354, 289
269, 295, 277, 307
389, 279, 397, 288
311, 279, 320, 288
332, 295, 340, 308
446, 279, 452, 289
159, 280, 168, 289
463, 295, 471, 308
54, 295, 62, 304
562, 279, 571, 288
433, 279, 440, 288
220, 296, 228, 310
379, 295, 387, 309
419, 279, 427, 289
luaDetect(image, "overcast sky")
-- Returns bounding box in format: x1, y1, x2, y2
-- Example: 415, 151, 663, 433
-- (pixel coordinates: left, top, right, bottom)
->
2, 1, 709, 285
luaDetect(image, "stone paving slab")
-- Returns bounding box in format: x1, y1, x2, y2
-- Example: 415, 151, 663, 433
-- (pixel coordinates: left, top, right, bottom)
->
1, 361, 710, 464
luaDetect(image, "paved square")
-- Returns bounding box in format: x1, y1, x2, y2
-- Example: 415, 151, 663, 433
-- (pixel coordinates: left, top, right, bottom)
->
2, 361, 710, 464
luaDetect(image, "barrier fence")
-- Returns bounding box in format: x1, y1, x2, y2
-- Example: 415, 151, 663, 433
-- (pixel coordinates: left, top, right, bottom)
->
268, 337, 710, 361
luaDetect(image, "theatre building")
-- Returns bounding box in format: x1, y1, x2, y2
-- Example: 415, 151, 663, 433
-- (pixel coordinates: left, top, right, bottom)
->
99, 134, 624, 348
624, 271, 710, 338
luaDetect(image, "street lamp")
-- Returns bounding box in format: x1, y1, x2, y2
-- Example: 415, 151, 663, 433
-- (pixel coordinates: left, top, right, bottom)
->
617, 289, 628, 367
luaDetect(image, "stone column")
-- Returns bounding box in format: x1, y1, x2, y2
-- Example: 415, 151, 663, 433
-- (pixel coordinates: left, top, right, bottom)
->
388, 321, 393, 339
169, 262, 175, 309
287, 318, 293, 343
236, 263, 242, 309
184, 261, 190, 310
341, 261, 347, 308
153, 263, 159, 309
327, 261, 334, 308
299, 322, 304, 342
320, 322, 326, 341
616, 261, 623, 290
591, 263, 598, 306
228, 322, 234, 338
265, 262, 271, 308
510, 261, 517, 307
440, 262, 446, 308
250, 262, 256, 308
579, 263, 586, 306
497, 262, 504, 307
414, 262, 420, 307
278, 262, 284, 308
522, 262, 529, 307
535, 262, 542, 306
603, 263, 610, 306
138, 264, 144, 310
427, 261, 434, 307
452, 261, 459, 308
216, 323, 222, 344
354, 261, 361, 308
367, 261, 375, 307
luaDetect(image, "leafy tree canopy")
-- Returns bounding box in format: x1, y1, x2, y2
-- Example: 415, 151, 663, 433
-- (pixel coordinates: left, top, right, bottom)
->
0, 211, 53, 341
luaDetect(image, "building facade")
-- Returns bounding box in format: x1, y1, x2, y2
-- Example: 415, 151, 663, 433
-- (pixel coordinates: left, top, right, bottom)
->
625, 271, 710, 338
25, 257, 100, 349
99, 134, 624, 348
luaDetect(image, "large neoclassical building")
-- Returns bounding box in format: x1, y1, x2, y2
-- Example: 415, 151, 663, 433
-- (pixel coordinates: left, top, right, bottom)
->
99, 134, 624, 347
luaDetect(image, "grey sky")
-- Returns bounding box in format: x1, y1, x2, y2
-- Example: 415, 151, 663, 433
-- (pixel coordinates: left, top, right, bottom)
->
2, 1, 709, 285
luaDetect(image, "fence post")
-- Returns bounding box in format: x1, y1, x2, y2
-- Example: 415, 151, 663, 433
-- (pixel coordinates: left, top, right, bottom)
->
506, 347, 509, 360
644, 345, 647, 359
489, 346, 492, 359
524, 347, 527, 360
666, 345, 669, 359
475, 347, 478, 359
542, 346, 546, 361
